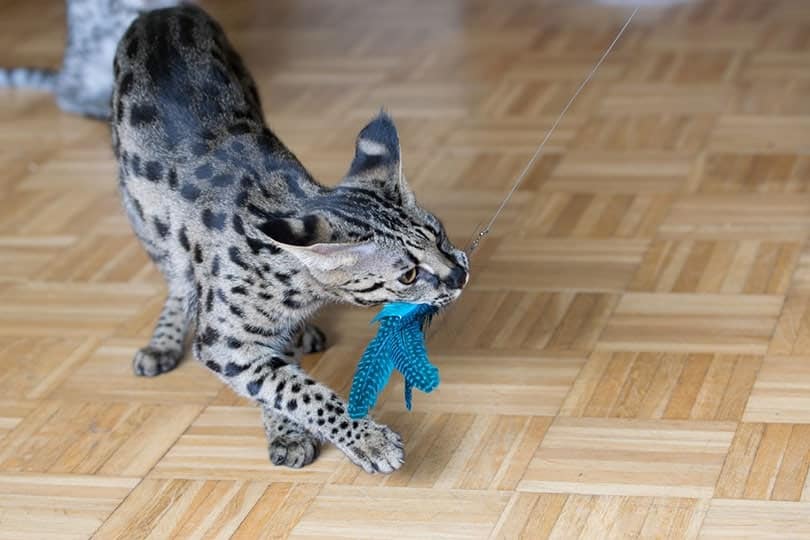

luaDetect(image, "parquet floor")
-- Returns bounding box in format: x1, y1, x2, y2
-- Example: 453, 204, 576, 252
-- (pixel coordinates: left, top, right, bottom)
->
0, 0, 809, 537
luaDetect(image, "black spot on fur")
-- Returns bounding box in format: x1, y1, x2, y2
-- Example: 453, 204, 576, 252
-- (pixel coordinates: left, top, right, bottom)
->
269, 357, 287, 370
226, 337, 242, 349
178, 227, 191, 251
302, 394, 311, 404
153, 217, 169, 238
283, 296, 302, 309
131, 154, 141, 176
130, 104, 158, 126
192, 142, 208, 156
211, 255, 220, 276
194, 244, 203, 264
224, 362, 248, 376
286, 399, 298, 411
167, 168, 178, 189
201, 326, 220, 346
205, 289, 213, 312
235, 191, 249, 207
230, 285, 247, 295
180, 183, 201, 201
243, 324, 277, 338
205, 360, 221, 373
275, 380, 286, 393
145, 161, 163, 182
194, 164, 213, 179
228, 246, 249, 269
211, 173, 234, 187
131, 197, 144, 220
245, 236, 279, 255
202, 209, 226, 230
213, 148, 228, 162
229, 304, 244, 318
232, 215, 245, 235
247, 376, 265, 396
291, 383, 301, 393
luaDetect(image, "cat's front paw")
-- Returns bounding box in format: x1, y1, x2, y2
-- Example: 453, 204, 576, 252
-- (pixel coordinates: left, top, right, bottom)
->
132, 346, 182, 377
269, 432, 321, 468
342, 421, 404, 474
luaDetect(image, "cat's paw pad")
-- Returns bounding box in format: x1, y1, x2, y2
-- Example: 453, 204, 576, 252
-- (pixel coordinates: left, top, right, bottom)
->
268, 432, 320, 468
133, 347, 182, 377
301, 324, 327, 354
343, 421, 404, 474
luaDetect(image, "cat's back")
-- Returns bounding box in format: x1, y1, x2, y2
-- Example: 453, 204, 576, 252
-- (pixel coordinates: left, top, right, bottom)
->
112, 5, 264, 160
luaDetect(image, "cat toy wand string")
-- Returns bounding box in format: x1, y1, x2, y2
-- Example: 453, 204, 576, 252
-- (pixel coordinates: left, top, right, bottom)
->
424, 7, 639, 341
465, 7, 639, 255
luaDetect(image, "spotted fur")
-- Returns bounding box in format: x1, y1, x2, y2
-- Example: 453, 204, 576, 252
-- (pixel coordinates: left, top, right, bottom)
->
0, 0, 177, 119
113, 5, 468, 473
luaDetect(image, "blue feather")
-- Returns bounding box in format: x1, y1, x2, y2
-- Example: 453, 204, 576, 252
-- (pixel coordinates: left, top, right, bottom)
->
348, 302, 439, 419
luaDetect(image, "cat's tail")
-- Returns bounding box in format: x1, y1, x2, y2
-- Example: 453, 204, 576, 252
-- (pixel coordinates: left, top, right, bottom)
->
0, 67, 58, 92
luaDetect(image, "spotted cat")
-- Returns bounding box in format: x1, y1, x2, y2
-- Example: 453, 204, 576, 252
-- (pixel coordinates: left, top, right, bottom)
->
112, 5, 469, 473
0, 0, 177, 119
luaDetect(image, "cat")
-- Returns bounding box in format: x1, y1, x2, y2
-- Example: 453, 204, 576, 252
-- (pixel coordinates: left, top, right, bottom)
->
0, 0, 177, 119
112, 5, 469, 473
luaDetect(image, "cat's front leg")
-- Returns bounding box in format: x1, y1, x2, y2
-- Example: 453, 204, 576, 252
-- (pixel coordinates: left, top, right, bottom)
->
200, 341, 404, 473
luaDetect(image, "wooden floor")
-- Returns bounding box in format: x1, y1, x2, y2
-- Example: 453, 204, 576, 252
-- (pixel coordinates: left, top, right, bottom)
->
1, 0, 810, 537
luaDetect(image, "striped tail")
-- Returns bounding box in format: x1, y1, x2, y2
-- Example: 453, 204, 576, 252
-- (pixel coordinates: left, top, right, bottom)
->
0, 67, 58, 92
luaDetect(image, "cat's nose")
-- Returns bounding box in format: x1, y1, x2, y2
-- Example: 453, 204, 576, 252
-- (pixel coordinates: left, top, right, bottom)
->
445, 267, 468, 289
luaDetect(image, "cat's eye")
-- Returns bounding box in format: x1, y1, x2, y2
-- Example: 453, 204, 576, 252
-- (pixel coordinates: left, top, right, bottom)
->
398, 267, 418, 285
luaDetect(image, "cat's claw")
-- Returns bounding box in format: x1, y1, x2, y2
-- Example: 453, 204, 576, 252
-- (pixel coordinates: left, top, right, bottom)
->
342, 421, 404, 474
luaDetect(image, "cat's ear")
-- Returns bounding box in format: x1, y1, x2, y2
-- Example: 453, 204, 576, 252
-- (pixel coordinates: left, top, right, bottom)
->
277, 240, 379, 275
259, 214, 380, 277
344, 111, 415, 206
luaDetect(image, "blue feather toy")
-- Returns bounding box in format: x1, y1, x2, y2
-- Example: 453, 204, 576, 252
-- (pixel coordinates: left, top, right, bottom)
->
348, 302, 439, 419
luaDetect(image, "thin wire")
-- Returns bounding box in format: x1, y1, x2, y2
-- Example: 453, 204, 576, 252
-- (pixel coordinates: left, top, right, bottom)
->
466, 7, 639, 254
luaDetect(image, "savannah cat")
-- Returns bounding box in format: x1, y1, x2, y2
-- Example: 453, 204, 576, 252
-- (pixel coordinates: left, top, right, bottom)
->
0, 0, 177, 118
112, 5, 469, 472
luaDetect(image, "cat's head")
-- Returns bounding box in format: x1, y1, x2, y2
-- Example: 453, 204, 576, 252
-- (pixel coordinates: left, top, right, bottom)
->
265, 112, 469, 308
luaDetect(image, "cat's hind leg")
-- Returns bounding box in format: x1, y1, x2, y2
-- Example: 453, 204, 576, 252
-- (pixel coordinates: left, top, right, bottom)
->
298, 323, 327, 354
262, 406, 320, 468
133, 286, 191, 377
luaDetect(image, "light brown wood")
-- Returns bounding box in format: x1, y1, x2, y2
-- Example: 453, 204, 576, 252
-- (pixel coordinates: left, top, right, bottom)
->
1, 0, 810, 538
